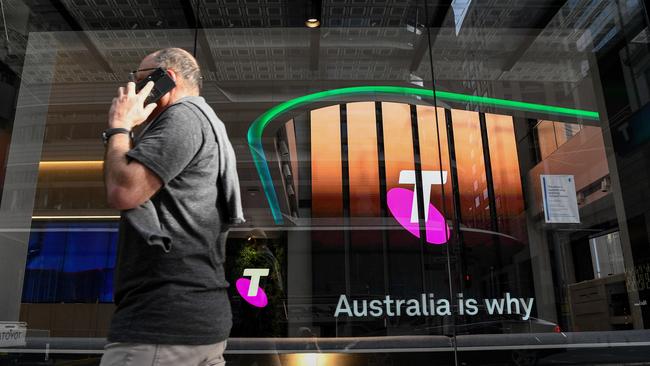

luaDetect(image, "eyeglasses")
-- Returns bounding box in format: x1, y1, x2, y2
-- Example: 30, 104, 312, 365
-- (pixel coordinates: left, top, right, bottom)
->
128, 68, 158, 82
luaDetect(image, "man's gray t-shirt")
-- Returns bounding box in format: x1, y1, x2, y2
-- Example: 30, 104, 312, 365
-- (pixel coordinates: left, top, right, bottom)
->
107, 97, 232, 345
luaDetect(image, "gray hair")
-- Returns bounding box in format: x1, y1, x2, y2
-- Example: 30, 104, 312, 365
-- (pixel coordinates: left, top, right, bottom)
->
152, 48, 202, 91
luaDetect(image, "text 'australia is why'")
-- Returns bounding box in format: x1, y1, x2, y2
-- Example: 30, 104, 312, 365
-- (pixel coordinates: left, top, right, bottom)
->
334, 293, 535, 320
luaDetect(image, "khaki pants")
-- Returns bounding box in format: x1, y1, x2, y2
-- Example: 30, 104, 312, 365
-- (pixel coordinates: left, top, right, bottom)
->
99, 340, 226, 366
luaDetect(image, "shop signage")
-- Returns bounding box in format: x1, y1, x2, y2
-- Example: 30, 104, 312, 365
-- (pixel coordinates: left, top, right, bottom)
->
334, 293, 535, 320
387, 170, 450, 244
540, 174, 580, 223
236, 268, 269, 308
0, 322, 26, 347
248, 86, 599, 225
342, 167, 536, 321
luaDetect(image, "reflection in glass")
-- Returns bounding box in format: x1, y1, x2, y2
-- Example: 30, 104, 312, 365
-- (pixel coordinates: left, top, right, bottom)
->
381, 102, 415, 191
485, 113, 525, 241
347, 102, 380, 218
450, 109, 489, 230
310, 105, 342, 218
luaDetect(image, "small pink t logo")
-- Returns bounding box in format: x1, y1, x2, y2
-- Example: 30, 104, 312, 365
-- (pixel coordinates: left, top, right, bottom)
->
236, 268, 269, 307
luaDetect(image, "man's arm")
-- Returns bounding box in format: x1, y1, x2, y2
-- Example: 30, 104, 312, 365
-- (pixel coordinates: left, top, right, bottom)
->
104, 133, 162, 210
103, 81, 162, 210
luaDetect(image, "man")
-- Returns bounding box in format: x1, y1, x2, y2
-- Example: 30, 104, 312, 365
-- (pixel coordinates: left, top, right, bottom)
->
100, 48, 244, 366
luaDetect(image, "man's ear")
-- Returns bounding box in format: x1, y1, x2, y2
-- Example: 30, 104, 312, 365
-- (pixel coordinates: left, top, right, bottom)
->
167, 68, 177, 83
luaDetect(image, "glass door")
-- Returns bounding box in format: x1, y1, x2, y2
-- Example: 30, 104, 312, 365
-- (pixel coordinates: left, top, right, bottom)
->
427, 0, 650, 365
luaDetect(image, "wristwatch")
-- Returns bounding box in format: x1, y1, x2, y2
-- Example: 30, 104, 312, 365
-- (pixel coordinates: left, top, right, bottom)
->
102, 128, 133, 145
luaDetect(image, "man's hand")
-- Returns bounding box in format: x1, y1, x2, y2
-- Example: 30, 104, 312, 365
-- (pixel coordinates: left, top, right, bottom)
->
108, 81, 157, 130
104, 80, 162, 210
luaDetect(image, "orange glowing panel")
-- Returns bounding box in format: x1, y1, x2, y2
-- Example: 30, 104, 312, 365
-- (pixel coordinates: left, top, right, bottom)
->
484, 114, 524, 214
451, 109, 490, 230
485, 113, 526, 238
346, 102, 380, 217
381, 102, 414, 191
38, 160, 104, 182
311, 105, 343, 217
417, 105, 452, 214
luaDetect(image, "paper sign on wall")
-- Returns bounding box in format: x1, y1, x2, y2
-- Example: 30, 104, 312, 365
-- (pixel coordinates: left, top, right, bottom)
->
540, 174, 580, 224
0, 322, 26, 347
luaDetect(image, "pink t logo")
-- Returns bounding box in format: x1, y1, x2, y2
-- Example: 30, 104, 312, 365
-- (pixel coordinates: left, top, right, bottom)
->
236, 268, 269, 308
387, 170, 450, 245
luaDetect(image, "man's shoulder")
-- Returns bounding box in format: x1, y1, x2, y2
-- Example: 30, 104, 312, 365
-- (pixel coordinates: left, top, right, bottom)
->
162, 100, 202, 121
169, 97, 221, 127
150, 99, 210, 136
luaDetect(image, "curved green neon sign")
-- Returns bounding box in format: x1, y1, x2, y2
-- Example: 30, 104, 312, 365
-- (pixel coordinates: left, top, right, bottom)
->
247, 85, 600, 224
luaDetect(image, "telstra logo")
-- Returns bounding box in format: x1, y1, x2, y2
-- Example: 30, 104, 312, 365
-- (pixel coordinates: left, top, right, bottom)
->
387, 170, 450, 245
236, 268, 270, 307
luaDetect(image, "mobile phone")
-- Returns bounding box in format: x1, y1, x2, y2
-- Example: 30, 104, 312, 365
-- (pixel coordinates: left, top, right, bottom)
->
135, 67, 176, 104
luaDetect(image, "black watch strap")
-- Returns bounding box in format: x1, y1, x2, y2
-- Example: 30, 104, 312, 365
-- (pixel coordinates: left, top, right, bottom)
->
102, 128, 132, 145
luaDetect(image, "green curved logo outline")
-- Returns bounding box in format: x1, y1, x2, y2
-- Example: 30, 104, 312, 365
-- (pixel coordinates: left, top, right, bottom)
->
246, 85, 600, 224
